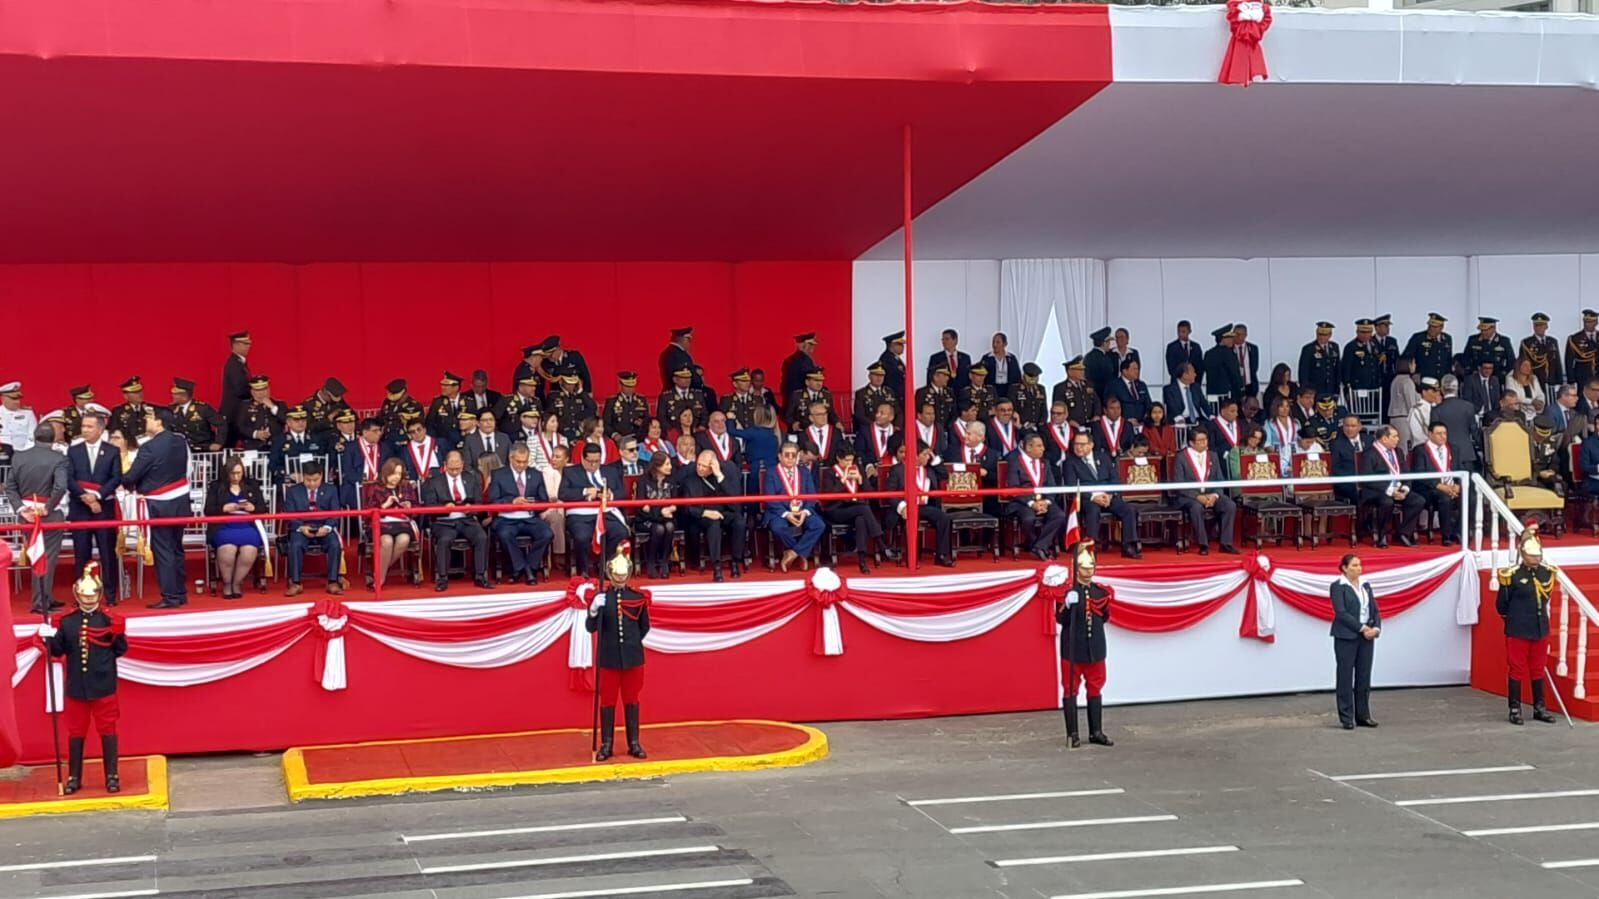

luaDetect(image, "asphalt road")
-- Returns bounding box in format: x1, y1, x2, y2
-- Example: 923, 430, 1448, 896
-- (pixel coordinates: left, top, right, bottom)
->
3, 686, 1597, 899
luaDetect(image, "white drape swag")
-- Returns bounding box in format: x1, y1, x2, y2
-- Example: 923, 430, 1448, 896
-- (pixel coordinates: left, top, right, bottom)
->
1001, 258, 1108, 363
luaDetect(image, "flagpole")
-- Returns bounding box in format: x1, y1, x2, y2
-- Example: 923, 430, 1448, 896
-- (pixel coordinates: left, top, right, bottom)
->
901, 123, 919, 571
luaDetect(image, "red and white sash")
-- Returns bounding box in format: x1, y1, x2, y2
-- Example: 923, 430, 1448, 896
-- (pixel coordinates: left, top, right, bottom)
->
1426, 442, 1451, 473
1216, 418, 1239, 448
643, 436, 669, 456
1272, 419, 1294, 449
916, 421, 937, 450
808, 425, 832, 459
1187, 447, 1210, 481
1048, 423, 1073, 455
1378, 445, 1402, 476
871, 425, 895, 461
915, 466, 931, 492
408, 438, 437, 478
144, 478, 191, 501
1099, 417, 1123, 450
990, 418, 1017, 454
708, 430, 733, 462
536, 432, 559, 467
833, 465, 859, 496
1019, 454, 1044, 488
359, 439, 381, 481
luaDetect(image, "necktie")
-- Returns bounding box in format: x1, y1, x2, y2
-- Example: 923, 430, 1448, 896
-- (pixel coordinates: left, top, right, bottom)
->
591, 472, 602, 490
88, 444, 97, 469
485, 435, 494, 452
515, 471, 525, 495
1087, 456, 1096, 476
1353, 439, 1362, 453
451, 477, 463, 502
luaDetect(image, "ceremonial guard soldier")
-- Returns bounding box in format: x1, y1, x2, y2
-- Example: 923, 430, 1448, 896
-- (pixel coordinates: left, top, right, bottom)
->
1010, 362, 1049, 432
780, 332, 820, 405
915, 364, 957, 428
1564, 310, 1599, 387
602, 371, 650, 441
1082, 327, 1116, 400
550, 374, 598, 439
1404, 313, 1454, 382
1054, 542, 1114, 749
959, 364, 998, 420
59, 385, 99, 441
586, 545, 652, 761
301, 377, 351, 440
493, 376, 543, 436
540, 335, 593, 395
852, 362, 898, 428
236, 375, 286, 451
657, 366, 709, 430
40, 563, 128, 794
0, 381, 38, 456
1298, 322, 1341, 400
1520, 313, 1560, 386
1052, 356, 1100, 425
109, 377, 151, 439
377, 378, 425, 442
220, 330, 253, 448
1465, 316, 1515, 378
424, 371, 467, 438
1341, 320, 1385, 393
168, 377, 224, 451
719, 368, 766, 425
878, 331, 908, 400
1496, 526, 1559, 725
786, 368, 836, 430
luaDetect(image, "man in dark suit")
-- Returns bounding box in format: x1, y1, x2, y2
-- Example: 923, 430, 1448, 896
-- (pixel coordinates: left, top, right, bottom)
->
342, 418, 393, 510
1089, 396, 1134, 457
883, 445, 954, 567
420, 450, 491, 591
121, 408, 192, 608
219, 330, 252, 448
1208, 398, 1245, 476
1162, 364, 1210, 425
1203, 324, 1244, 403
66, 412, 121, 607
560, 442, 630, 576
7, 423, 70, 613
1359, 426, 1425, 548
462, 412, 510, 470
1429, 376, 1480, 474
1330, 554, 1381, 730
1108, 329, 1141, 388
1329, 416, 1367, 503
856, 401, 903, 476
952, 420, 999, 515
1164, 320, 1206, 394
1040, 402, 1077, 478
797, 400, 847, 471
1460, 360, 1503, 418
682, 451, 747, 581
1409, 422, 1462, 545
1006, 435, 1068, 561
1232, 323, 1261, 400
980, 332, 1023, 396
463, 370, 502, 418
1105, 358, 1153, 424
489, 444, 554, 584
1063, 431, 1140, 558
1170, 429, 1238, 555
927, 329, 974, 395
764, 442, 825, 571
282, 462, 343, 596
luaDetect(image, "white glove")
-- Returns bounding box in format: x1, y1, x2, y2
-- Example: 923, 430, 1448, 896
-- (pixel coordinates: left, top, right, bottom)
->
589, 594, 607, 614
38, 624, 57, 639
1064, 589, 1081, 607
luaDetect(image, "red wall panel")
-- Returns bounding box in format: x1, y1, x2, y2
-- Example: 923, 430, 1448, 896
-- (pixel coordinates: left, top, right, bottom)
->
2, 261, 851, 411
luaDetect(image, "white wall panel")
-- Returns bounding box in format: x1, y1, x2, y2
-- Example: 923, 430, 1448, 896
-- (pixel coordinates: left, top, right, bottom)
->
1266, 258, 1376, 373
1375, 256, 1469, 343
1472, 254, 1583, 339
851, 260, 999, 388
1107, 259, 1167, 382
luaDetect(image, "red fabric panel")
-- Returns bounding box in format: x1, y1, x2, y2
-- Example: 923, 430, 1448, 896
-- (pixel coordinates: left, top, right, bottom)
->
0, 543, 20, 767
847, 576, 1036, 616
648, 591, 813, 633
1110, 593, 1238, 633
350, 605, 561, 642
129, 617, 310, 665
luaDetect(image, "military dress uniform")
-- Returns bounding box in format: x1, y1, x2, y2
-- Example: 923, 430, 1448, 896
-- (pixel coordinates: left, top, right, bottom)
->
168, 381, 225, 451
1464, 319, 1515, 378
1308, 399, 1341, 446
1341, 326, 1385, 393
1010, 364, 1049, 432
719, 370, 767, 425
109, 377, 151, 440
43, 566, 128, 793
549, 378, 599, 439
1372, 315, 1400, 387
0, 382, 37, 455
1564, 311, 1599, 386
914, 381, 957, 428
1051, 358, 1100, 425
236, 377, 287, 451
602, 372, 650, 441
60, 387, 96, 440
853, 366, 898, 428
377, 379, 425, 441
424, 372, 469, 438
1298, 325, 1341, 400
269, 409, 327, 484
878, 331, 908, 400
1056, 553, 1114, 749
493, 382, 543, 436
586, 551, 652, 761
1495, 534, 1558, 725
1403, 315, 1455, 382
657, 379, 710, 430
958, 367, 998, 420
1520, 315, 1560, 386
301, 378, 352, 440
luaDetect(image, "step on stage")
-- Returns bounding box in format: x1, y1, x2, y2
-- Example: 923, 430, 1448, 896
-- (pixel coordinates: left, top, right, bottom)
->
0, 756, 168, 818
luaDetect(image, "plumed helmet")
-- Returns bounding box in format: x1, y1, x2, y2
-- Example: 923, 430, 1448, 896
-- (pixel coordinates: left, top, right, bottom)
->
606, 540, 633, 581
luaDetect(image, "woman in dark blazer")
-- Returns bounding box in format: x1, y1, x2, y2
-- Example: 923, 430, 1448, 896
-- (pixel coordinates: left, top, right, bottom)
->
204, 456, 271, 599
1330, 553, 1382, 730
633, 454, 678, 579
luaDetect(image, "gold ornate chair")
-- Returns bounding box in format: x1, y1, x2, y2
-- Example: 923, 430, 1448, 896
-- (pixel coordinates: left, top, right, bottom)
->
1485, 418, 1565, 535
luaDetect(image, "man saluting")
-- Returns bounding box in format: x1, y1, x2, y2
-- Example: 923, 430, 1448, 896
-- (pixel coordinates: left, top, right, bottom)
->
586, 545, 652, 761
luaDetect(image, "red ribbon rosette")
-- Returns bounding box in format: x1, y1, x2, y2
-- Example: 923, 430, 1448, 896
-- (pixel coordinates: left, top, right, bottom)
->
1219, 0, 1272, 86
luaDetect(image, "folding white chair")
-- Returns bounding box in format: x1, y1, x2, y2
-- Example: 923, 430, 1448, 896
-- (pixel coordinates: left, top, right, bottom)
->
1345, 388, 1381, 425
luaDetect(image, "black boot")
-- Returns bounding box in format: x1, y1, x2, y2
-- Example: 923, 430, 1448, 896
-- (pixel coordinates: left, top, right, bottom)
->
1087, 697, 1114, 747
625, 704, 647, 758
64, 737, 84, 795
595, 707, 615, 761
1507, 677, 1524, 725
711, 562, 723, 583
101, 735, 120, 793
1063, 700, 1080, 749
1531, 681, 1558, 724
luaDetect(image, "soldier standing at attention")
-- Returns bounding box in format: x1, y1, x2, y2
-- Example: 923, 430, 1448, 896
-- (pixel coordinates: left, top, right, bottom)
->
1496, 526, 1559, 726
1404, 313, 1454, 382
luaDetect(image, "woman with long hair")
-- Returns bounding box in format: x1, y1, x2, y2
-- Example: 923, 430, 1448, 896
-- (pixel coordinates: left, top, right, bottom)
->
204, 455, 268, 599
529, 412, 568, 471
1264, 363, 1296, 408
1140, 402, 1176, 458
1508, 356, 1544, 419
638, 418, 671, 461
361, 458, 418, 590
634, 454, 678, 579
1387, 356, 1420, 435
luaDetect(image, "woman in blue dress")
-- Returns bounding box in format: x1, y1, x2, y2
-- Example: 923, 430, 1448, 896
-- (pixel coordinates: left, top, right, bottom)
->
204, 455, 269, 599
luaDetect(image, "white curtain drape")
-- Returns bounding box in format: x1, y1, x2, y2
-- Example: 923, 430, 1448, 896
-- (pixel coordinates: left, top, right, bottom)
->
1001, 259, 1108, 363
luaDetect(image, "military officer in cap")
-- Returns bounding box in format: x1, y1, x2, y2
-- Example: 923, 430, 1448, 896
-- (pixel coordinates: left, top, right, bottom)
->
270, 405, 326, 483
1298, 322, 1341, 399
781, 332, 820, 405
1011, 362, 1049, 432
1465, 316, 1515, 378
109, 377, 152, 440
1372, 314, 1400, 385
879, 331, 908, 399
602, 371, 650, 442
377, 379, 424, 443
657, 366, 708, 430
329, 408, 362, 494
1054, 541, 1114, 749
1341, 319, 1385, 393
1565, 310, 1599, 386
425, 372, 467, 438
786, 368, 836, 430
168, 378, 224, 451
960, 364, 998, 421
237, 375, 286, 451
1051, 357, 1100, 425
511, 345, 547, 399
1308, 395, 1343, 445
540, 335, 592, 396
853, 362, 898, 428
0, 381, 38, 455
1520, 313, 1560, 386
493, 376, 543, 437
1404, 313, 1454, 382
59, 385, 99, 441
1496, 525, 1559, 726
658, 327, 700, 395
1083, 327, 1116, 400
39, 562, 128, 793
220, 330, 253, 448
1203, 324, 1244, 403
719, 368, 767, 425
301, 377, 352, 440
585, 544, 652, 761
916, 364, 957, 428
549, 373, 598, 439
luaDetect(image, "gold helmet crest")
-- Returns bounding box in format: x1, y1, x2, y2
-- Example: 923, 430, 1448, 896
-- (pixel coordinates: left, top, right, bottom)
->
605, 540, 634, 581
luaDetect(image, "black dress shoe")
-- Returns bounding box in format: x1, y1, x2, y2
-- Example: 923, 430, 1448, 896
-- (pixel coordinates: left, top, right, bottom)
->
858, 557, 872, 574
105, 775, 120, 793
1357, 718, 1379, 728
525, 570, 539, 586
1374, 538, 1390, 549
1089, 732, 1114, 747
882, 548, 902, 562
1219, 545, 1241, 555
730, 564, 743, 579
474, 576, 492, 589
434, 581, 448, 593
1197, 545, 1211, 556
1032, 549, 1051, 562
935, 556, 956, 568
712, 568, 724, 583
147, 598, 185, 609
1397, 535, 1417, 548
63, 776, 80, 795
1341, 721, 1356, 730
1122, 546, 1142, 560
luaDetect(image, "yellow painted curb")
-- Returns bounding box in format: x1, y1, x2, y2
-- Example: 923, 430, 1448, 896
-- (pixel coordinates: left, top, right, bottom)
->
0, 756, 168, 819
283, 720, 828, 802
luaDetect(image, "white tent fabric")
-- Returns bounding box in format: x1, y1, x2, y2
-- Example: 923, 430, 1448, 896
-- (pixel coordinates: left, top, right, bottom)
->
1000, 259, 1107, 370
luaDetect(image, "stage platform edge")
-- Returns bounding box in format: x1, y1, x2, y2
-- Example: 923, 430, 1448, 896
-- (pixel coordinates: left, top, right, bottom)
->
282, 719, 829, 802
0, 756, 168, 818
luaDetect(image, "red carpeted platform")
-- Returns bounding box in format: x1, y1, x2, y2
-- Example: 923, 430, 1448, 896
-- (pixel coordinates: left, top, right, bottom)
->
0, 756, 166, 818
283, 720, 827, 800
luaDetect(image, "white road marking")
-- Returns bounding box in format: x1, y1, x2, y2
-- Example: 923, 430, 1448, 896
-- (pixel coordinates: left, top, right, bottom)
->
1465, 821, 1599, 837
0, 854, 157, 873
44, 891, 160, 899
1395, 788, 1599, 807
497, 879, 755, 899
907, 788, 1124, 806
995, 846, 1238, 867
421, 845, 719, 874
1543, 858, 1599, 870
1050, 879, 1304, 899
949, 814, 1177, 834
402, 815, 688, 843
1328, 764, 1534, 782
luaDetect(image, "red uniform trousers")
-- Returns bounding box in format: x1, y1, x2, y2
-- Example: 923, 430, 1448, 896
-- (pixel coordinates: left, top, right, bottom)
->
1505, 635, 1550, 683
1063, 660, 1107, 698
65, 694, 120, 737
598, 666, 645, 706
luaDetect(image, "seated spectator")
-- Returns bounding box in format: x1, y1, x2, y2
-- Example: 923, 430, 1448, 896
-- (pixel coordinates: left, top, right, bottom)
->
820, 447, 885, 574
1170, 428, 1238, 556
1063, 431, 1139, 559
798, 400, 846, 469
764, 441, 823, 572
1209, 398, 1245, 476
1228, 423, 1268, 480
617, 436, 645, 476
362, 458, 418, 590
1329, 416, 1366, 503
953, 419, 998, 515
529, 412, 568, 471
639, 417, 671, 460
282, 461, 342, 597
559, 442, 630, 577
489, 443, 554, 585
541, 445, 569, 562
682, 449, 747, 582
205, 455, 269, 600
1409, 422, 1462, 546
1359, 425, 1425, 548
882, 444, 954, 567
668, 406, 699, 447
633, 454, 678, 579
420, 449, 490, 591
1162, 363, 1210, 425
1484, 389, 1523, 428
696, 410, 745, 468
1091, 396, 1133, 457
572, 417, 618, 467
1105, 357, 1152, 424
1141, 402, 1176, 459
